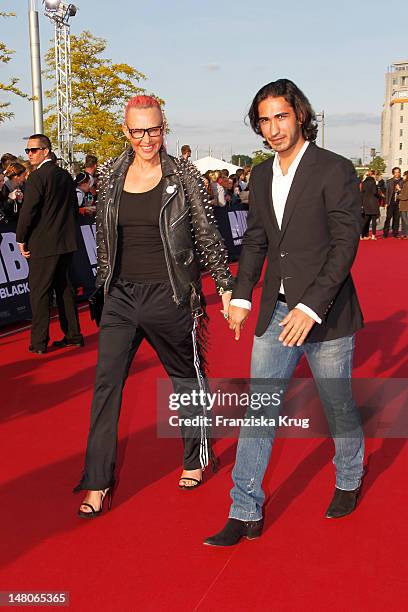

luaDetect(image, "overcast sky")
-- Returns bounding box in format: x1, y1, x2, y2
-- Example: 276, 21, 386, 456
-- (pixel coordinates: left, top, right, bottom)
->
1, 0, 406, 162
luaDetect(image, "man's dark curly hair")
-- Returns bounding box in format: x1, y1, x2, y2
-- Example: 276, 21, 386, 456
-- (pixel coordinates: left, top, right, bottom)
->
248, 79, 318, 145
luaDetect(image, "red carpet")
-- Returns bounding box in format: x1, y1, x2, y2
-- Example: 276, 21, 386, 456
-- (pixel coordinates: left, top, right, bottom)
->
0, 239, 407, 611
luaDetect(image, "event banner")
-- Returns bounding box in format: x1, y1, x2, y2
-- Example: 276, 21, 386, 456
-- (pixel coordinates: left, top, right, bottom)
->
0, 218, 97, 327
213, 201, 248, 261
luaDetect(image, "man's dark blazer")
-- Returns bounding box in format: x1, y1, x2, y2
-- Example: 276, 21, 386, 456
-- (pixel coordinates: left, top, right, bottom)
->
385, 177, 403, 206
232, 142, 364, 342
16, 161, 78, 258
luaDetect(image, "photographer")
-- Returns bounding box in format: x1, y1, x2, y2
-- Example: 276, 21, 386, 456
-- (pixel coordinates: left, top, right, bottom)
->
1, 161, 26, 221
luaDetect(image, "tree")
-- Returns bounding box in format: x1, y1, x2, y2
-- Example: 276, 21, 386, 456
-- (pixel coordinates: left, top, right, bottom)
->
0, 12, 29, 124
251, 149, 274, 167
44, 31, 163, 161
231, 154, 252, 167
369, 156, 386, 175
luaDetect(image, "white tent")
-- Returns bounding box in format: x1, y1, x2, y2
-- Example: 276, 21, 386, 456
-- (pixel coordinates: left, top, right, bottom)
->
193, 156, 240, 175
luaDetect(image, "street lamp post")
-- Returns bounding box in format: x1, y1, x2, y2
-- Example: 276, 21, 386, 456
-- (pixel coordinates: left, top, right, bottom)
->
316, 111, 325, 148
28, 0, 44, 133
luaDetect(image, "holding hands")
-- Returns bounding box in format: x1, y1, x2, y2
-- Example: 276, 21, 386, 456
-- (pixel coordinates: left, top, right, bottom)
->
221, 293, 250, 341
221, 298, 315, 346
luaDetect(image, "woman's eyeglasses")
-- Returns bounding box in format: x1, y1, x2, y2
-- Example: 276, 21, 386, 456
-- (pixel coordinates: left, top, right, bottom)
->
25, 147, 46, 154
126, 125, 163, 140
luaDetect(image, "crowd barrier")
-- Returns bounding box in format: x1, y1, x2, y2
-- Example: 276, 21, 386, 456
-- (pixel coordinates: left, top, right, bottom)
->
0, 217, 97, 327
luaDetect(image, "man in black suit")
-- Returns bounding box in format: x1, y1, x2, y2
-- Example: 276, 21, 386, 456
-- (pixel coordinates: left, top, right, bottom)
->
383, 166, 403, 238
205, 80, 364, 547
16, 134, 83, 353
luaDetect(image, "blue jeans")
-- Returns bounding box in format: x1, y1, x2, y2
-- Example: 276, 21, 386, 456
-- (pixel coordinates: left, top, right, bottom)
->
229, 300, 364, 521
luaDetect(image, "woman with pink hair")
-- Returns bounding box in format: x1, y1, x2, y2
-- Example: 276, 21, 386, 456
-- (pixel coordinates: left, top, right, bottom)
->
75, 95, 233, 517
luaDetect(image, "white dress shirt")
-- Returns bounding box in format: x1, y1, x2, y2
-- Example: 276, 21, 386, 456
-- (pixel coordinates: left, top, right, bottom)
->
231, 140, 321, 324
36, 158, 52, 170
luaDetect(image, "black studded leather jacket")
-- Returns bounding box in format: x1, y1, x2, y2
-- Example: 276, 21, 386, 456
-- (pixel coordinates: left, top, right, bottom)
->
95, 147, 234, 312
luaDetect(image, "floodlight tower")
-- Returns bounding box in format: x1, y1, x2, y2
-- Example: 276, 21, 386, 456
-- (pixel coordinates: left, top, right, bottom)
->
43, 0, 77, 172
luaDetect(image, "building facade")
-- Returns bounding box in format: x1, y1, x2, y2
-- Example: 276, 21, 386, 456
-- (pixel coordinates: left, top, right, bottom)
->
381, 60, 408, 176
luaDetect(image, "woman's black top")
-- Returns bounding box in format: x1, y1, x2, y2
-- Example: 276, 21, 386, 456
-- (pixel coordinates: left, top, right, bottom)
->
114, 179, 169, 282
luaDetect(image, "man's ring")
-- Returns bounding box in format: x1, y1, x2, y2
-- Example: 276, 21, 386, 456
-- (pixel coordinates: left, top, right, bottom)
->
223, 313, 229, 320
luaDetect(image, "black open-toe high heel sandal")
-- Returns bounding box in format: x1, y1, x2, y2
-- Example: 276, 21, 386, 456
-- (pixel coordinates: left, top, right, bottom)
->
78, 488, 113, 519
178, 477, 202, 490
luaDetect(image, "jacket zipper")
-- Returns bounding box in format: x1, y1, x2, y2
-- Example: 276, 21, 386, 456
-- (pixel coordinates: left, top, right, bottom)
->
159, 187, 181, 304
104, 195, 113, 297
104, 182, 121, 295
169, 207, 189, 229
104, 164, 127, 296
